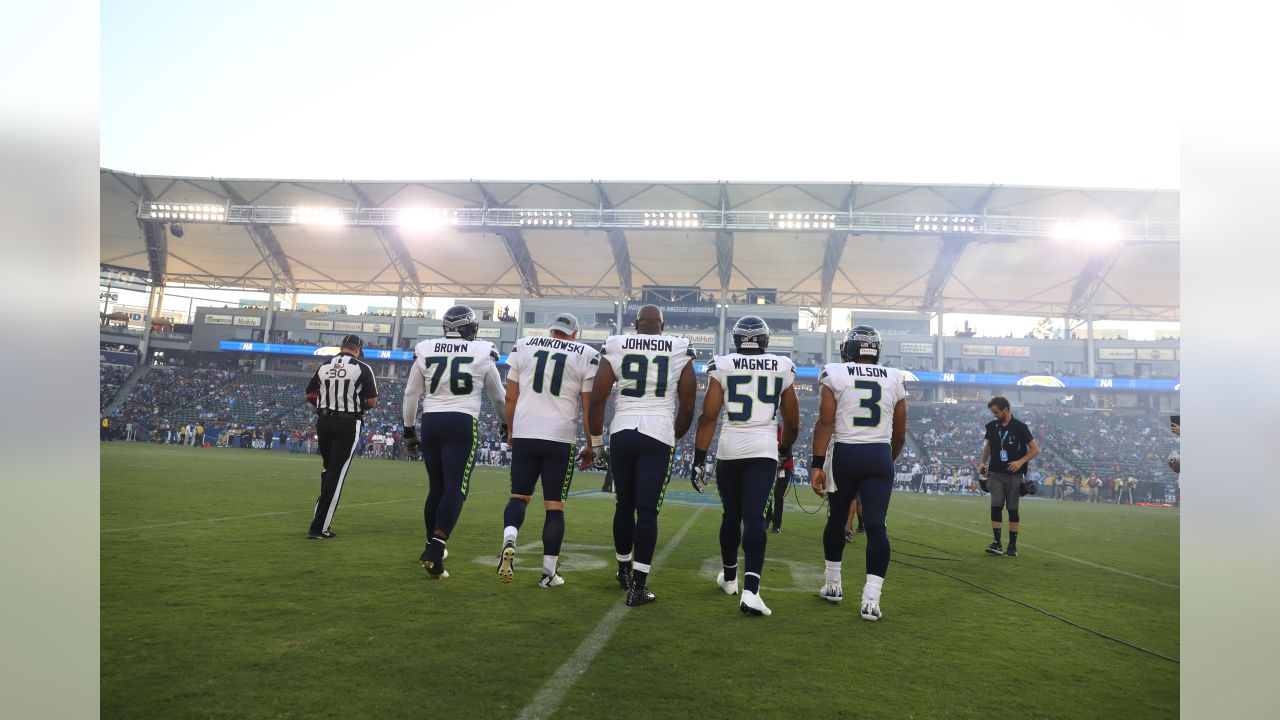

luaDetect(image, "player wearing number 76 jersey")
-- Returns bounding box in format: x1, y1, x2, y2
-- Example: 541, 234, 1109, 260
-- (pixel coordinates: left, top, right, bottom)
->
810, 325, 907, 621
692, 316, 800, 617
402, 305, 507, 579
496, 313, 601, 588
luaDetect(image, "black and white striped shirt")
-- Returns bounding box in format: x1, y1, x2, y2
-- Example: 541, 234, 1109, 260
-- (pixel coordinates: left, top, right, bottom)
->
307, 353, 379, 414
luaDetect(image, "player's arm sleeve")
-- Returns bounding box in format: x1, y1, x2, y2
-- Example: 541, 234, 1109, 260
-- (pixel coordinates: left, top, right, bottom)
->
360, 362, 379, 399
783, 360, 796, 390
305, 371, 320, 395
484, 361, 506, 411
402, 362, 425, 427
581, 351, 600, 393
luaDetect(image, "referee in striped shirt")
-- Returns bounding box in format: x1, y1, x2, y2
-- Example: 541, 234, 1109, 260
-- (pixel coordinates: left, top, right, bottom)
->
304, 335, 379, 539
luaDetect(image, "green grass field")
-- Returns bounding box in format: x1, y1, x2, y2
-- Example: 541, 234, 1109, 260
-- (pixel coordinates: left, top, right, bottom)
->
102, 443, 1178, 719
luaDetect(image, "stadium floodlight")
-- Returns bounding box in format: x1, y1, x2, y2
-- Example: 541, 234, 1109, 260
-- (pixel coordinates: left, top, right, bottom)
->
643, 211, 701, 228
397, 207, 459, 230
518, 210, 574, 227
1053, 220, 1121, 244
148, 203, 227, 222
771, 212, 836, 230
291, 207, 346, 226
913, 215, 979, 233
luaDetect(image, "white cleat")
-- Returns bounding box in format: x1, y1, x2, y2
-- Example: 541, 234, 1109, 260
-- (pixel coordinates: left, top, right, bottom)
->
819, 582, 843, 603
538, 573, 565, 588
860, 600, 882, 621
497, 541, 516, 584
716, 571, 739, 596
739, 590, 772, 616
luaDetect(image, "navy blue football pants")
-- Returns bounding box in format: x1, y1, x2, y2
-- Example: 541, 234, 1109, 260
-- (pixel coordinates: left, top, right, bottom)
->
823, 442, 895, 578
609, 429, 675, 568
420, 412, 478, 541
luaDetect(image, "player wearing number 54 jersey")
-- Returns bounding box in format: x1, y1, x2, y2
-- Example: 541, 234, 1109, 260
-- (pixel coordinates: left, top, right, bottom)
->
810, 325, 907, 621
496, 313, 600, 588
588, 305, 697, 607
692, 316, 800, 617
402, 305, 507, 579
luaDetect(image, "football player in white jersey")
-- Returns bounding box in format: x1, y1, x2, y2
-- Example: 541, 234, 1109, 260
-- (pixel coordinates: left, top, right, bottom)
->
587, 305, 697, 607
691, 316, 800, 616
402, 305, 507, 579
496, 312, 601, 588
810, 326, 907, 620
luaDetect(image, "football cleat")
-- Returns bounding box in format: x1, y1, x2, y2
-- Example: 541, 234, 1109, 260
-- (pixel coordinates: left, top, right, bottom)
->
421, 542, 447, 578
538, 572, 565, 589
985, 541, 1004, 556
716, 571, 739, 596
626, 584, 656, 607
419, 545, 449, 565
1006, 546, 1019, 558
615, 567, 632, 591
860, 600, 882, 621
306, 530, 335, 540
820, 583, 844, 603
770, 526, 782, 534
739, 590, 772, 617
497, 540, 516, 584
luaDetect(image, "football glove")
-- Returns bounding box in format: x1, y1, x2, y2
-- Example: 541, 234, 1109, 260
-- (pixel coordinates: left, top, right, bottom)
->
403, 426, 420, 457
690, 449, 709, 493
591, 444, 610, 471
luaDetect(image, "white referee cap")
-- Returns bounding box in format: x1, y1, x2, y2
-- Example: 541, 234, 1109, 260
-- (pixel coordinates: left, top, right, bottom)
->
549, 313, 579, 336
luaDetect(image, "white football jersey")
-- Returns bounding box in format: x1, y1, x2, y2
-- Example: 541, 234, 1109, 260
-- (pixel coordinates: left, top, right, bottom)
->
506, 335, 600, 444
818, 362, 907, 445
602, 333, 696, 446
707, 352, 795, 460
402, 337, 506, 423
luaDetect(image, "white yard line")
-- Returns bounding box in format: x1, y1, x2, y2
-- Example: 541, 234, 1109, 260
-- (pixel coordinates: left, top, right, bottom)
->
895, 509, 1179, 590
516, 508, 705, 720
101, 497, 420, 533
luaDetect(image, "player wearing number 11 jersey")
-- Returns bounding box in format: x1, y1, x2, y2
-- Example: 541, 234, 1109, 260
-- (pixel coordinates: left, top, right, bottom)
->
588, 305, 697, 607
810, 325, 907, 621
402, 305, 507, 579
692, 316, 800, 617
496, 313, 600, 588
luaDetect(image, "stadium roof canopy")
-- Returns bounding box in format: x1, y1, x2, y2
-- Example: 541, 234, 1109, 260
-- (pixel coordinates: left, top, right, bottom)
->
101, 169, 1179, 321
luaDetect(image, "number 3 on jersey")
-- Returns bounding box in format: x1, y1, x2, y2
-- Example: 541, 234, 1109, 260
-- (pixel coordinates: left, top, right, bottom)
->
620, 354, 669, 397
853, 379, 882, 427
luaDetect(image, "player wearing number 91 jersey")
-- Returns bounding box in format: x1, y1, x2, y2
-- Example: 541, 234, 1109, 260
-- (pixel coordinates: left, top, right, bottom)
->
692, 316, 800, 617
402, 305, 507, 579
588, 305, 697, 607
811, 325, 907, 621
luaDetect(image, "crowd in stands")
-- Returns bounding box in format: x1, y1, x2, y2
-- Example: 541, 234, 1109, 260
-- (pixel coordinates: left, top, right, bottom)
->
100, 364, 131, 411
99, 365, 1179, 504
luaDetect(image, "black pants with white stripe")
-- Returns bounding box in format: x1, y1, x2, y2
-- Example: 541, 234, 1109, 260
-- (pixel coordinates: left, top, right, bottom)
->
309, 415, 361, 535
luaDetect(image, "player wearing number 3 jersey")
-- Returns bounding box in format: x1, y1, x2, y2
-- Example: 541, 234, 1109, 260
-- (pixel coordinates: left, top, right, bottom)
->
588, 305, 697, 607
811, 325, 907, 621
402, 305, 507, 579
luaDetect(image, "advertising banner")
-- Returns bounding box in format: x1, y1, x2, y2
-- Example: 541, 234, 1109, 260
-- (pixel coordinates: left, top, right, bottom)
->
962, 344, 996, 356
304, 320, 333, 331
899, 342, 934, 354
769, 335, 795, 348
1098, 347, 1136, 360
362, 323, 392, 334
296, 302, 347, 314
476, 327, 502, 338
997, 346, 1031, 358
204, 314, 233, 325
233, 315, 262, 327
334, 321, 363, 332
1136, 348, 1175, 361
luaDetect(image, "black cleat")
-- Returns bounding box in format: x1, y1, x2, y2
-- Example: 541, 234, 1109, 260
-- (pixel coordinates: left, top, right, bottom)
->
615, 567, 633, 591
497, 540, 516, 584
421, 541, 448, 578
1006, 545, 1018, 558
855, 525, 865, 535
771, 526, 782, 534
625, 584, 656, 607
306, 530, 335, 540
985, 541, 1004, 556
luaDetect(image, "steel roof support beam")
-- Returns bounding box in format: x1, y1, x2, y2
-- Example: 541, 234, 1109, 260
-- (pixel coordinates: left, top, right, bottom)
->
920, 235, 969, 312
715, 230, 734, 292
496, 229, 541, 296
218, 182, 297, 292
596, 183, 633, 299
1066, 244, 1128, 320
349, 183, 423, 292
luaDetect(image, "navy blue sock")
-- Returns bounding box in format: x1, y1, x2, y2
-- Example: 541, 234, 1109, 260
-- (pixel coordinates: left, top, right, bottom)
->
542, 510, 565, 557
503, 498, 528, 531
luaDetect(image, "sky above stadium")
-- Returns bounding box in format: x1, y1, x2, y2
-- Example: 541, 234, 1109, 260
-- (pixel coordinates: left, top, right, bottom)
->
101, 0, 1178, 189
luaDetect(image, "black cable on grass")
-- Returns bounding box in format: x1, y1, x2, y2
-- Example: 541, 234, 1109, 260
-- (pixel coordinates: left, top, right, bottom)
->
887, 535, 964, 562
790, 481, 827, 515
890, 556, 1180, 665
